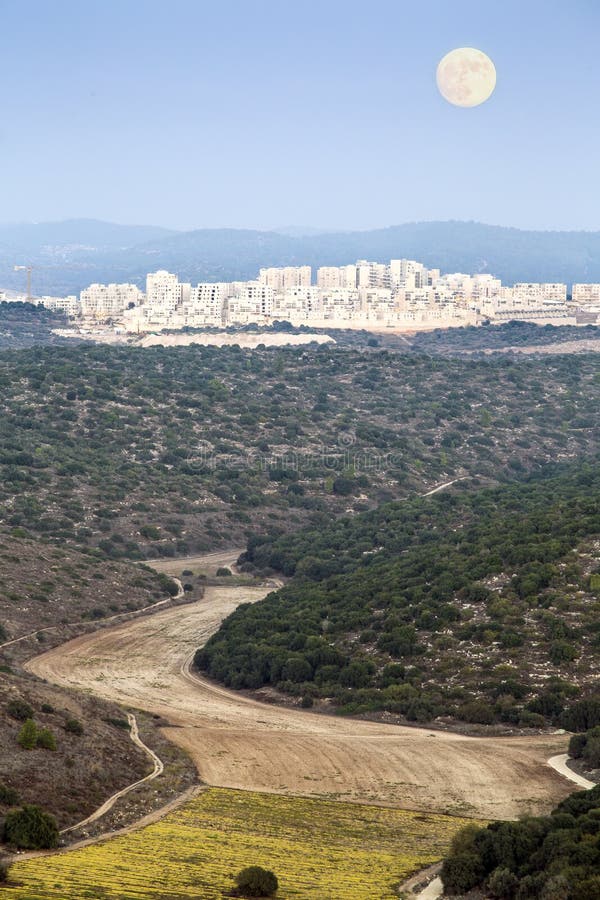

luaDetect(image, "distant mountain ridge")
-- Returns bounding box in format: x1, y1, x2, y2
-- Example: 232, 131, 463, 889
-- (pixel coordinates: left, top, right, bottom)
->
2, 219, 600, 296
0, 218, 175, 253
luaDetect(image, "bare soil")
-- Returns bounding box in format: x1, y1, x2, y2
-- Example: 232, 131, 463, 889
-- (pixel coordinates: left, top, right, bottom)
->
143, 549, 243, 577
26, 580, 572, 821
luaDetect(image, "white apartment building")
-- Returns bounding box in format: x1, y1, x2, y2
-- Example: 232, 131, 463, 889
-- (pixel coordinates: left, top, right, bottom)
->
146, 270, 191, 317
389, 259, 429, 290
470, 274, 503, 301
319, 289, 361, 322
272, 286, 322, 323
511, 283, 568, 303
186, 283, 230, 325
395, 287, 435, 307
435, 273, 479, 305
572, 284, 600, 305
316, 265, 357, 290
227, 282, 274, 324
433, 273, 502, 310
543, 283, 568, 301
38, 295, 80, 317
258, 266, 311, 291
358, 288, 396, 323
356, 260, 390, 289
80, 283, 143, 320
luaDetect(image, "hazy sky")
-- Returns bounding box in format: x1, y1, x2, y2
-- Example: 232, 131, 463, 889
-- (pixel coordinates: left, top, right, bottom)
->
2, 0, 599, 231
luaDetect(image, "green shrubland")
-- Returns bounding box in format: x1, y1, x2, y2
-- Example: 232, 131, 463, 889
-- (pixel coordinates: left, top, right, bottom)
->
197, 458, 600, 725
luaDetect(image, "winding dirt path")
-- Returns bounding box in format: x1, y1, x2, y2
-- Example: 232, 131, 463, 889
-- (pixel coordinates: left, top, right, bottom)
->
60, 714, 164, 835
25, 576, 570, 820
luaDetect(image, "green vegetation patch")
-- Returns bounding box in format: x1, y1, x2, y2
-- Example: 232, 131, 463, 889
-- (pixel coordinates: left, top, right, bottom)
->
0, 343, 598, 556
441, 785, 600, 898
197, 458, 600, 725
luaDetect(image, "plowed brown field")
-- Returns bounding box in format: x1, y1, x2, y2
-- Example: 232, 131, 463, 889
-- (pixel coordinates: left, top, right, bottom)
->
25, 560, 572, 820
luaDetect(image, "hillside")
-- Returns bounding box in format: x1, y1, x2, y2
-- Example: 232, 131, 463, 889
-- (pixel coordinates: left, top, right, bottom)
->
0, 529, 176, 657
196, 459, 600, 728
0, 529, 180, 829
410, 321, 600, 354
0, 302, 79, 350
0, 344, 598, 556
129, 221, 600, 287
5, 220, 600, 295
0, 219, 172, 264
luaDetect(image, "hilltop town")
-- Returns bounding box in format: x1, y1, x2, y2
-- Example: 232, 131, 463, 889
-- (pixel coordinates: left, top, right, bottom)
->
6, 257, 600, 335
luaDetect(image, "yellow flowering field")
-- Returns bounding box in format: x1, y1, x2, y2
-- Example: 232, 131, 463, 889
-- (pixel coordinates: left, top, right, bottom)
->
3, 788, 476, 899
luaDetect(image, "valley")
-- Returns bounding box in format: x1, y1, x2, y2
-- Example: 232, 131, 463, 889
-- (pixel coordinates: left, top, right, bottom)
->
0, 321, 597, 896
26, 562, 571, 822
4, 3, 600, 892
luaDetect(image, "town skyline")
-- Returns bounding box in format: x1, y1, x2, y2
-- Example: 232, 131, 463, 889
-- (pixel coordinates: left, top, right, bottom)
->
14, 255, 600, 335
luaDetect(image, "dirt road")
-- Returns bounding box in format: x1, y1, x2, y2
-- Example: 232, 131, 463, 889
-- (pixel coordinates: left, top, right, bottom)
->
143, 549, 241, 577
26, 581, 570, 820
60, 714, 164, 835
548, 754, 596, 790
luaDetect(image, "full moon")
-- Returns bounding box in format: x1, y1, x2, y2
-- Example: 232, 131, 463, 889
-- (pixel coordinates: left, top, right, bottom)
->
436, 47, 496, 107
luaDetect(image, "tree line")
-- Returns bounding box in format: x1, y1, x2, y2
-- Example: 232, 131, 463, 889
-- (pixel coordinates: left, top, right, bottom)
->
441, 784, 600, 898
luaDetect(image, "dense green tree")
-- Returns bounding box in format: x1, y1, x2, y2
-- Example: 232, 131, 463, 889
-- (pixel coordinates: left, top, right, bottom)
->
234, 866, 278, 897
0, 783, 19, 806
7, 699, 34, 721
487, 866, 519, 898
36, 728, 57, 751
3, 805, 59, 849
441, 785, 600, 897
441, 853, 485, 895
17, 719, 38, 750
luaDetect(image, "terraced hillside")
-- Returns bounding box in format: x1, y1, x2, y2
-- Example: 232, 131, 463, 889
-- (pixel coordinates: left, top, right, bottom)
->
0, 344, 598, 556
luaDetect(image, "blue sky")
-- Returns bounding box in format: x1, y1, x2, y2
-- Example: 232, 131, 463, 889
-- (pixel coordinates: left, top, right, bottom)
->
1, 0, 599, 230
